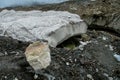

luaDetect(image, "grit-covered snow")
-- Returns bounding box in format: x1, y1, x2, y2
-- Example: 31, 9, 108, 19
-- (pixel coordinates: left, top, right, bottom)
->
0, 10, 87, 47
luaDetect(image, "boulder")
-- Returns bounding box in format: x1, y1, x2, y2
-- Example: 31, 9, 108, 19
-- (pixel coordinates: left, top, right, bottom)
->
25, 41, 51, 70
0, 10, 87, 47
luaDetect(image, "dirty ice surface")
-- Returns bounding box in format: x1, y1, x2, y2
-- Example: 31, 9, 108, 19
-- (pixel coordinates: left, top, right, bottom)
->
0, 10, 87, 47
0, 0, 69, 8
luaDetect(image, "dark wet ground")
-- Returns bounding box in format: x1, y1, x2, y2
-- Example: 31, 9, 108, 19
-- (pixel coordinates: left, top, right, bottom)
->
0, 30, 120, 80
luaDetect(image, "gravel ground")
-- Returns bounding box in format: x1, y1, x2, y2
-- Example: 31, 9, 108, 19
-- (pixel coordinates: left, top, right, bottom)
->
0, 30, 120, 80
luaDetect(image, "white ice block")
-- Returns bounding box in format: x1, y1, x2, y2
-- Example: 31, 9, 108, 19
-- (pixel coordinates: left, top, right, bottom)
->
0, 10, 87, 47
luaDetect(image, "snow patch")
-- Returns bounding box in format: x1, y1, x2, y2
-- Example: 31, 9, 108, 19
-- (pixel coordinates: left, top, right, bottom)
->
79, 41, 91, 50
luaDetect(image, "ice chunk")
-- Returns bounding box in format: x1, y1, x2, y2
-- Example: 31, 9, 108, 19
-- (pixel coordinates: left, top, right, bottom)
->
0, 10, 87, 47
114, 54, 120, 62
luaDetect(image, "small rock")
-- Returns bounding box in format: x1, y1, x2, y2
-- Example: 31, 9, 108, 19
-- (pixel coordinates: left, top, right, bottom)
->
91, 0, 96, 1
108, 77, 113, 80
4, 76, 7, 79
34, 74, 38, 79
66, 62, 70, 66
16, 52, 20, 56
96, 68, 99, 72
74, 59, 77, 62
103, 73, 108, 77
87, 74, 94, 80
4, 51, 8, 55
10, 51, 16, 54
14, 77, 18, 80
102, 36, 107, 40
105, 45, 108, 47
